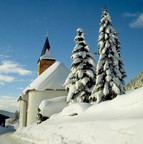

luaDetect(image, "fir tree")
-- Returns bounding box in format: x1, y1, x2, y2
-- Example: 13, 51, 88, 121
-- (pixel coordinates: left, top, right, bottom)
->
13, 111, 19, 121
112, 30, 126, 92
64, 28, 96, 103
89, 9, 126, 103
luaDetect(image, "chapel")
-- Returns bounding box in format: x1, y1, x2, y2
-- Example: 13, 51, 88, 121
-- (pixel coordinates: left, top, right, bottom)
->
18, 36, 69, 127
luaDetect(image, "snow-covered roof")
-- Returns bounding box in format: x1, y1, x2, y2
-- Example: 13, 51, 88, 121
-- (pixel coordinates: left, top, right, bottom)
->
19, 62, 70, 97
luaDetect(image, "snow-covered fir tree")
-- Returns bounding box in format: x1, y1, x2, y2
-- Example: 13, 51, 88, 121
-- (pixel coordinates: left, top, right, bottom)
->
64, 28, 96, 103
112, 30, 126, 91
89, 8, 126, 103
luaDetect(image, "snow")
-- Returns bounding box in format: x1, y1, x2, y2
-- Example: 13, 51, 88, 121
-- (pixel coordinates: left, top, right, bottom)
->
14, 87, 143, 144
105, 40, 110, 48
0, 126, 30, 144
105, 74, 112, 82
40, 49, 55, 60
102, 46, 107, 53
105, 33, 108, 40
39, 96, 67, 117
86, 69, 94, 78
75, 81, 81, 89
103, 82, 109, 95
77, 63, 84, 69
87, 57, 96, 67
99, 26, 104, 33
77, 70, 83, 78
76, 28, 83, 33
66, 85, 76, 103
52, 103, 91, 117
81, 77, 89, 85
96, 74, 103, 84
105, 27, 110, 33
112, 83, 120, 94
73, 58, 81, 64
0, 126, 13, 135
103, 60, 109, 70
98, 41, 104, 49
19, 62, 70, 97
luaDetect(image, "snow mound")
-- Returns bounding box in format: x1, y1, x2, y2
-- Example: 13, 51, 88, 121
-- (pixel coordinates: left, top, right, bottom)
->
53, 103, 91, 117
86, 87, 143, 119
20, 62, 70, 96
14, 87, 143, 144
39, 96, 67, 117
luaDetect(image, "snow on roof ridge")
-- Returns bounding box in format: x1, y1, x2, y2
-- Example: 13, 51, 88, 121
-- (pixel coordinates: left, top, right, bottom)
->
19, 61, 70, 97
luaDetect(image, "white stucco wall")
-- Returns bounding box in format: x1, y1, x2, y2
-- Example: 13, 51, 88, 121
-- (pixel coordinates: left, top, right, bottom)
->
27, 90, 67, 126
19, 94, 28, 127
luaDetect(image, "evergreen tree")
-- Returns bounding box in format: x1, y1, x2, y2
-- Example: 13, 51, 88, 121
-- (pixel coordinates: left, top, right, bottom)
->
64, 28, 96, 103
89, 9, 126, 103
112, 30, 126, 92
13, 111, 19, 121
9, 111, 19, 123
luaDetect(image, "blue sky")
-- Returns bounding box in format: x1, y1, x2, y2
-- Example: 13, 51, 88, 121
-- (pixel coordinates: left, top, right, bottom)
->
0, 0, 143, 112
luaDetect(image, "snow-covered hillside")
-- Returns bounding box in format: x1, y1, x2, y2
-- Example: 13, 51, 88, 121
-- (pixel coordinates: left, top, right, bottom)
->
125, 71, 143, 91
14, 87, 143, 144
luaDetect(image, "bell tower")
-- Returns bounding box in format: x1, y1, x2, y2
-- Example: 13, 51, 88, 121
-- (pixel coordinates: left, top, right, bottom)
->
38, 35, 55, 76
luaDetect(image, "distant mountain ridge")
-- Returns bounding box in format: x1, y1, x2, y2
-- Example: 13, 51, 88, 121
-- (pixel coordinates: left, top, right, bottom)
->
125, 72, 143, 91
0, 110, 14, 118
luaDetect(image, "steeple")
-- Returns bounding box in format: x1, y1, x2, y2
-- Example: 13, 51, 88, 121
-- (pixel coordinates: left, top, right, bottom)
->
39, 35, 55, 60
38, 35, 56, 76
41, 36, 50, 54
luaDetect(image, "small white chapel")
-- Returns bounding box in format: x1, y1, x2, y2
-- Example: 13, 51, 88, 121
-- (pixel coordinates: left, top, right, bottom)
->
18, 36, 69, 127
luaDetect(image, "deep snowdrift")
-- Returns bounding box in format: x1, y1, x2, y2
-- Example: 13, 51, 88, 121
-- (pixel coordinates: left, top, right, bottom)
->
14, 87, 143, 144
39, 96, 67, 117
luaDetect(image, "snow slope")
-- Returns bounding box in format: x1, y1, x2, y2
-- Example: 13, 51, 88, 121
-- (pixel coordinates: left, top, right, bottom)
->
125, 71, 143, 91
14, 87, 143, 144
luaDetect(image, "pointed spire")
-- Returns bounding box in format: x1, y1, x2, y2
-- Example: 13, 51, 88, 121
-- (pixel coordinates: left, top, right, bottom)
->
40, 36, 51, 56
39, 35, 55, 60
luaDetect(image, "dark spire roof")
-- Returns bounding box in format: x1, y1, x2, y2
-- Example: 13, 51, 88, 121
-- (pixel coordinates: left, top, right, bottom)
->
40, 36, 51, 56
